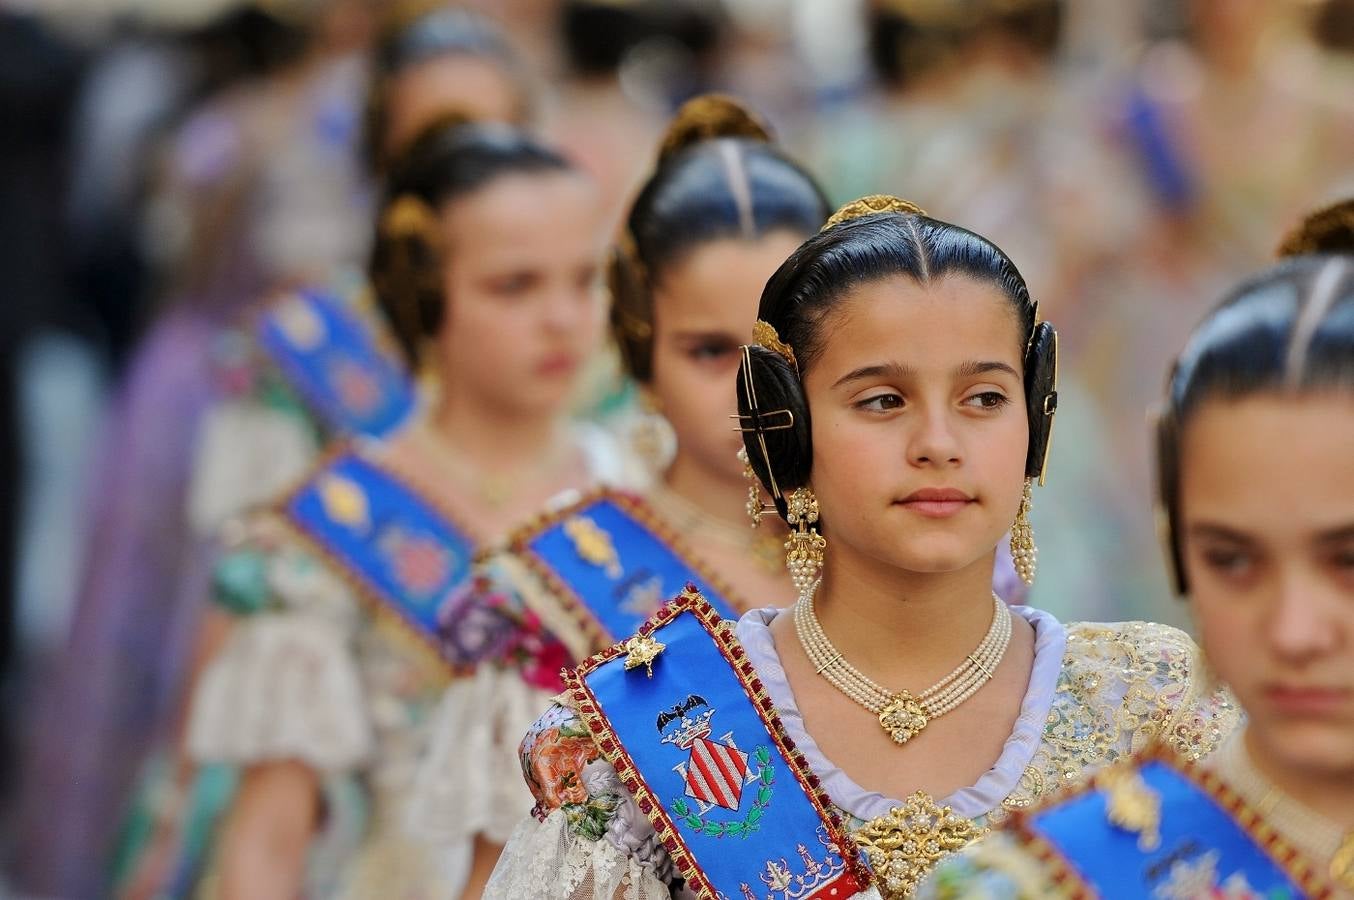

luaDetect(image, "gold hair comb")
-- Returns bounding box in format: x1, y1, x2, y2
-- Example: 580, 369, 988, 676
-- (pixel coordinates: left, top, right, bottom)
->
752, 319, 797, 370
823, 194, 926, 230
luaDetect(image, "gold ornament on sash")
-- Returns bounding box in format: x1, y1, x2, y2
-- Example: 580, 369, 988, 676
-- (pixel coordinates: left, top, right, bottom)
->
564, 515, 623, 578
1101, 764, 1162, 851
823, 194, 927, 230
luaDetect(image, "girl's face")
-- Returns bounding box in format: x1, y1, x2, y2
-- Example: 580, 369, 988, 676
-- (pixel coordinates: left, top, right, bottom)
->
802, 274, 1029, 576
1181, 394, 1354, 778
434, 171, 605, 416
648, 233, 806, 483
383, 55, 524, 162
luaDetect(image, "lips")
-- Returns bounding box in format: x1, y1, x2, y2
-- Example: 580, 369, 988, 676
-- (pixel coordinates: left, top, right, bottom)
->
896, 487, 976, 519
1264, 684, 1352, 717
536, 353, 579, 377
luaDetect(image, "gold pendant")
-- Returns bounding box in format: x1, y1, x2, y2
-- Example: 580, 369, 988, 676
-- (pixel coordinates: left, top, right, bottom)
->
622, 634, 666, 678
853, 792, 985, 899
879, 692, 929, 745
1332, 831, 1354, 891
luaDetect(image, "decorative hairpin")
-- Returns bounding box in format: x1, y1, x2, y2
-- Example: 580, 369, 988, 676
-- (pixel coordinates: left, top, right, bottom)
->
752, 319, 797, 371
382, 194, 440, 240
822, 194, 927, 230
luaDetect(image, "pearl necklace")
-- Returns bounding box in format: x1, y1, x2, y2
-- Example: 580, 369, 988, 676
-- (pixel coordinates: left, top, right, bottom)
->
794, 587, 1012, 745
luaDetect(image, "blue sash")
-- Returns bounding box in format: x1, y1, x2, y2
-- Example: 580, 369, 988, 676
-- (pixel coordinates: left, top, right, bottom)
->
566, 589, 869, 900
1021, 747, 1331, 899
512, 489, 740, 649
283, 450, 474, 665
258, 288, 415, 438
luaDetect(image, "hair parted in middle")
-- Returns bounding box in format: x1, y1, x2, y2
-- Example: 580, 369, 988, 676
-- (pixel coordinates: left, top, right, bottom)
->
736, 201, 1059, 523
610, 94, 832, 383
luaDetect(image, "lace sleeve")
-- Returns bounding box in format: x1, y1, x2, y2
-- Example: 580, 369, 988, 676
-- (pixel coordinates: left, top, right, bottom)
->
482, 703, 678, 900
186, 525, 374, 773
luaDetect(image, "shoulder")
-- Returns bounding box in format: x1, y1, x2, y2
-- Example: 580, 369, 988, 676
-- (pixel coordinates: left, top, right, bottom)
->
211, 511, 359, 626
518, 700, 643, 842
1058, 621, 1240, 759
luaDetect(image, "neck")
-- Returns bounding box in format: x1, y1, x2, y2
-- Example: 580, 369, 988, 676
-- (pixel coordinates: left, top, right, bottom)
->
661, 451, 749, 529
1243, 728, 1354, 831
812, 542, 999, 682
428, 386, 564, 472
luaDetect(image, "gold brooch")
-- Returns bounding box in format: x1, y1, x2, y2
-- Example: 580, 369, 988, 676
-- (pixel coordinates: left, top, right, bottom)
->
622, 633, 666, 678
563, 515, 622, 578
853, 792, 985, 898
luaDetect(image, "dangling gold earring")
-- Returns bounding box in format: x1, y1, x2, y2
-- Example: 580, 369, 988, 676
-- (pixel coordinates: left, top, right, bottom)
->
739, 447, 772, 527
1010, 478, 1037, 586
630, 391, 676, 473
785, 487, 826, 597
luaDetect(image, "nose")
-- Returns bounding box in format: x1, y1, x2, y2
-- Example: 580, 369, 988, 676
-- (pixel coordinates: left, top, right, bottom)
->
907, 404, 963, 469
541, 282, 592, 334
1265, 569, 1338, 665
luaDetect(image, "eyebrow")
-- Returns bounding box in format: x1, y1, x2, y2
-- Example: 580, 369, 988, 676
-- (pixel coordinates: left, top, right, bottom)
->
1185, 523, 1256, 544
831, 359, 1020, 390
1316, 524, 1354, 544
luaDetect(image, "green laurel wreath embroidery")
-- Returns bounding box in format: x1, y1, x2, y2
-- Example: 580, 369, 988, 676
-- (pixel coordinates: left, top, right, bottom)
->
669, 746, 775, 839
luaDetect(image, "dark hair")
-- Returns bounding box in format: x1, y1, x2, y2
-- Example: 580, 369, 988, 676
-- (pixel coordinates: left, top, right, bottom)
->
737, 209, 1058, 521
363, 7, 534, 175
368, 120, 575, 366
612, 96, 831, 382
1156, 202, 1354, 593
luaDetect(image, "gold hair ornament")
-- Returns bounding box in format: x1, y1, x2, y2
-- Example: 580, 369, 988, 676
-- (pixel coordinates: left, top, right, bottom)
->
823, 194, 927, 230
752, 319, 797, 371
381, 194, 440, 242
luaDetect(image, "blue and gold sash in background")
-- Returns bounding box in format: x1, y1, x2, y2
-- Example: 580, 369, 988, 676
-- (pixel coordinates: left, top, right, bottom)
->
1017, 745, 1332, 899
511, 489, 740, 649
566, 588, 869, 900
283, 449, 474, 666
259, 288, 415, 438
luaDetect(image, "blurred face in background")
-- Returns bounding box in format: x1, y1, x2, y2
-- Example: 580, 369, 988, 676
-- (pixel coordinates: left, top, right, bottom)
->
1182, 394, 1354, 784
647, 232, 805, 484
433, 170, 605, 418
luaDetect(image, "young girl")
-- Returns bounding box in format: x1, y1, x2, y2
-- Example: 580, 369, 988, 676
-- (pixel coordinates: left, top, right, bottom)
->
482, 197, 1239, 899
920, 200, 1354, 898
183, 119, 625, 900
410, 91, 830, 880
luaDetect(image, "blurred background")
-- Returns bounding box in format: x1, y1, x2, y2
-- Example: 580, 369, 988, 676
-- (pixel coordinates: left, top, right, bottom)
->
0, 0, 1349, 896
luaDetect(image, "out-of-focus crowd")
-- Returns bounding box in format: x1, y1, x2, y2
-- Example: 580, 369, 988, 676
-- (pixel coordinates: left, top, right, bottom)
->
0, 0, 1349, 897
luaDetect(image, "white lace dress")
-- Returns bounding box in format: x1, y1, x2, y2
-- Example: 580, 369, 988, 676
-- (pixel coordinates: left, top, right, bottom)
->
482, 606, 1240, 900
187, 430, 644, 898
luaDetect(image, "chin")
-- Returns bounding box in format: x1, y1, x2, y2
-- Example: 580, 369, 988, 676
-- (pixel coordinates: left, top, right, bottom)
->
887, 540, 987, 575
1254, 719, 1354, 782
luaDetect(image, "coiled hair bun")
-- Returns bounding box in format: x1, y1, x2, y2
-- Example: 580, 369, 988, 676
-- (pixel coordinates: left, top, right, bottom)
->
656, 93, 773, 163
1276, 197, 1354, 259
